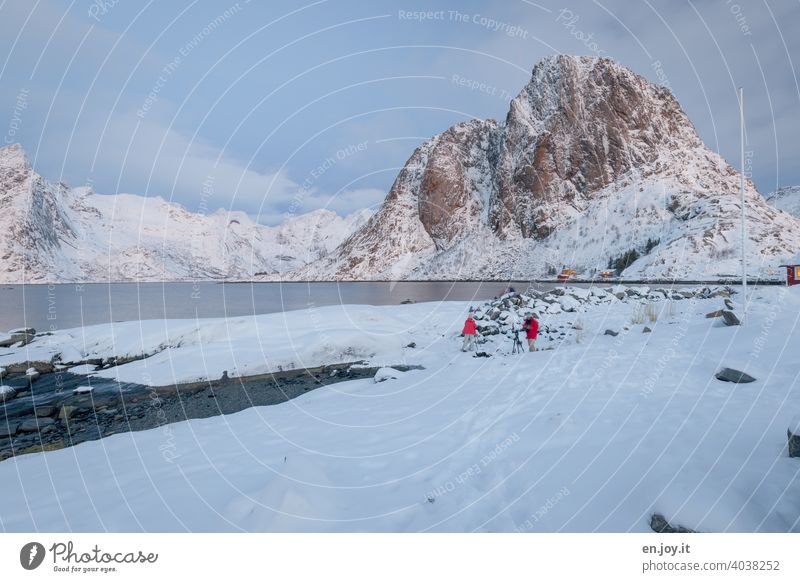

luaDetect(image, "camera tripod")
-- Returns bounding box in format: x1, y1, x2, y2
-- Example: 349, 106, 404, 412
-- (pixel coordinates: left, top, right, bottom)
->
511, 328, 525, 354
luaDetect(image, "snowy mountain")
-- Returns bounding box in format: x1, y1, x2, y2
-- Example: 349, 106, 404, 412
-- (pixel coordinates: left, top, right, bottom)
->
288, 55, 800, 281
765, 186, 800, 218
0, 143, 371, 283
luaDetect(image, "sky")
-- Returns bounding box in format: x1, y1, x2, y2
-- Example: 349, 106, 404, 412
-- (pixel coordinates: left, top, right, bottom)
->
1, 0, 798, 225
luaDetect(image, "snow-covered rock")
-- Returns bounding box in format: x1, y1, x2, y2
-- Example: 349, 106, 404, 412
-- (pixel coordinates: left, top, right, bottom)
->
0, 384, 16, 402
72, 385, 94, 394
373, 367, 405, 383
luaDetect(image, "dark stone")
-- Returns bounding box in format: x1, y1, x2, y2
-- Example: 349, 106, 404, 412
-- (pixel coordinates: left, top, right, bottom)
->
643, 326, 652, 333
0, 423, 19, 438
604, 329, 619, 337
473, 352, 492, 358
405, 342, 416, 349
705, 310, 724, 319
715, 367, 756, 383
18, 417, 55, 432
650, 513, 696, 533
721, 310, 740, 326
34, 406, 57, 417
789, 429, 800, 458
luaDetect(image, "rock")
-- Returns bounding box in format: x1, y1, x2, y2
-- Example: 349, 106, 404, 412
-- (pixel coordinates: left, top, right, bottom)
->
374, 367, 404, 383
643, 326, 652, 333
721, 310, 740, 326
705, 310, 724, 318
649, 513, 696, 533
405, 342, 416, 349
25, 367, 40, 382
0, 423, 19, 437
73, 385, 94, 394
715, 367, 756, 383
0, 328, 35, 348
604, 329, 619, 337
57, 406, 77, 420
789, 416, 800, 458
473, 352, 492, 358
0, 367, 6, 379
18, 417, 55, 432
400, 299, 415, 304
724, 298, 735, 310
788, 430, 800, 458
559, 296, 580, 312
34, 406, 57, 417
0, 386, 17, 403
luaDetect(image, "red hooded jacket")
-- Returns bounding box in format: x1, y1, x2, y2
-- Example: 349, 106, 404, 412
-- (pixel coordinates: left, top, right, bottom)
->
462, 317, 477, 335
524, 318, 539, 339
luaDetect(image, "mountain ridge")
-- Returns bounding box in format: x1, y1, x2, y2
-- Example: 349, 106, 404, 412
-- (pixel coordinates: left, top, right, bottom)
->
0, 143, 371, 283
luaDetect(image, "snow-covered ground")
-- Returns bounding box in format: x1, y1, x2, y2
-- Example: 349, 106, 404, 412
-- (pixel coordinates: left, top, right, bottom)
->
0, 286, 798, 532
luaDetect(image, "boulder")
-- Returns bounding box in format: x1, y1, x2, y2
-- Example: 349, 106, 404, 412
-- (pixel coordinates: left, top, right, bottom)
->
705, 310, 724, 318
789, 416, 800, 458
643, 326, 652, 333
0, 367, 6, 379
373, 367, 404, 383
721, 310, 740, 326
0, 385, 17, 403
25, 368, 40, 382
604, 329, 619, 337
0, 423, 19, 438
715, 367, 756, 383
18, 417, 55, 432
649, 513, 696, 533
57, 406, 77, 420
34, 406, 57, 418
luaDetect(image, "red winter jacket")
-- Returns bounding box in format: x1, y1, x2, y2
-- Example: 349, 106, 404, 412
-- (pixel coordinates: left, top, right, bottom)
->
524, 318, 539, 339
462, 317, 477, 335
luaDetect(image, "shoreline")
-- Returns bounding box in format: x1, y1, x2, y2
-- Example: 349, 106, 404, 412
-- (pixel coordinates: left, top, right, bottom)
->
0, 362, 420, 461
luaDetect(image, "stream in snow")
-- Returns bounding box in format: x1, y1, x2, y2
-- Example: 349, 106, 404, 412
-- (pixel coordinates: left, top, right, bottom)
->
0, 280, 570, 331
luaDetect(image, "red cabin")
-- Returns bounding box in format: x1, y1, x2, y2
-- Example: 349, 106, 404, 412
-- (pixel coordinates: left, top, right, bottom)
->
781, 264, 800, 286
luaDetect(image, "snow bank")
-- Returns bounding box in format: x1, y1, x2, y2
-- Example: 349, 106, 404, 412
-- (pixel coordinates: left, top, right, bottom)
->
0, 287, 797, 532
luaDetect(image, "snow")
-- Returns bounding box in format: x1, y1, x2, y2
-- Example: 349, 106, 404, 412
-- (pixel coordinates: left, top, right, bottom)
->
24, 367, 37, 376
373, 367, 406, 383
0, 286, 798, 532
72, 385, 93, 394
66, 364, 98, 375
0, 384, 13, 395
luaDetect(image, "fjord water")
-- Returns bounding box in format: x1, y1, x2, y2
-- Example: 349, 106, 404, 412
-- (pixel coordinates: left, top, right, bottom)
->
0, 281, 551, 331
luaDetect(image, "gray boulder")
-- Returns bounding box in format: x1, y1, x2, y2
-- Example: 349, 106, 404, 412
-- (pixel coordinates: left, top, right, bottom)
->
0, 423, 19, 438
650, 513, 696, 533
604, 329, 619, 337
19, 417, 55, 432
715, 368, 756, 383
721, 311, 740, 326
0, 386, 17, 403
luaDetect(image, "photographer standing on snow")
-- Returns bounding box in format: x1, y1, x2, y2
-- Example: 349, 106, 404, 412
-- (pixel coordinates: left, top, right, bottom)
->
461, 313, 477, 352
523, 315, 539, 352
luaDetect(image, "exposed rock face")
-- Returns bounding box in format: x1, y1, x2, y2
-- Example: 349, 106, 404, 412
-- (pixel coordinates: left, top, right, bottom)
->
292, 55, 800, 281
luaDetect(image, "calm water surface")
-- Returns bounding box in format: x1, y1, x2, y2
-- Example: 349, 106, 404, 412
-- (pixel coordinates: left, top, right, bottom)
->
0, 281, 570, 331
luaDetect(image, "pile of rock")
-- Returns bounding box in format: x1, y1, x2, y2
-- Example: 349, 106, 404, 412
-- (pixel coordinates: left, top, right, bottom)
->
468, 285, 732, 341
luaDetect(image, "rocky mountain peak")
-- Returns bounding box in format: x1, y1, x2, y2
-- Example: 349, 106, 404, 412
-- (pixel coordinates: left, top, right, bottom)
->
290, 54, 800, 281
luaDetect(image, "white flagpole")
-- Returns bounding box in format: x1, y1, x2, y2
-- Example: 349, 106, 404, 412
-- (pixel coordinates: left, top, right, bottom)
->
739, 87, 747, 319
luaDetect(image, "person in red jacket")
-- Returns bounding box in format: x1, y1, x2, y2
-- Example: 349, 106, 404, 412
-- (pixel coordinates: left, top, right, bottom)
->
461, 314, 477, 352
523, 315, 539, 352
